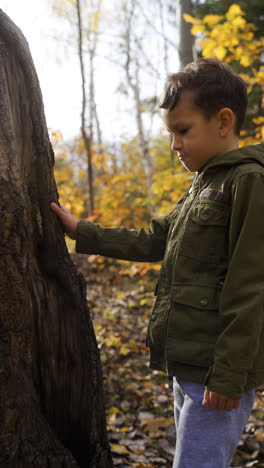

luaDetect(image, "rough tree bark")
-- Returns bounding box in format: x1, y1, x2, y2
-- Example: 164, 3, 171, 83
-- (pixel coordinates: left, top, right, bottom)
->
0, 9, 112, 468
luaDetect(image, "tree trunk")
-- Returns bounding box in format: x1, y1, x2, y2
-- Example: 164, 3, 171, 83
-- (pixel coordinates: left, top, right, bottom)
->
176, 0, 195, 69
0, 9, 112, 468
134, 61, 153, 191
88, 0, 103, 151
76, 0, 95, 215
157, 0, 169, 75
124, 1, 153, 203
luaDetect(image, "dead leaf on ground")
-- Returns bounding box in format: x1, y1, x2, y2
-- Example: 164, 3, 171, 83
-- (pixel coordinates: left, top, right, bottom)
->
140, 417, 174, 439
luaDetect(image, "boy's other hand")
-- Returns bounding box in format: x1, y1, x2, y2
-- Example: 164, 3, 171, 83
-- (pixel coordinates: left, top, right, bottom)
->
50, 202, 78, 240
202, 387, 241, 411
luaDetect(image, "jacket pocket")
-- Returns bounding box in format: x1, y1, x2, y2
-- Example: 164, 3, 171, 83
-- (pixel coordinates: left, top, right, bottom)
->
170, 283, 219, 311
189, 204, 229, 227
179, 203, 230, 260
165, 284, 221, 367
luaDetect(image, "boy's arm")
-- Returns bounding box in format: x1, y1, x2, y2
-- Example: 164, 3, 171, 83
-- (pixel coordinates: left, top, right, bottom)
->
206, 171, 264, 399
75, 216, 169, 262
50, 202, 170, 262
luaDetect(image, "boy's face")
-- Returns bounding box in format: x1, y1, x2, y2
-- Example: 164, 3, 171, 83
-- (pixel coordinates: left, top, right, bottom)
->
162, 90, 225, 172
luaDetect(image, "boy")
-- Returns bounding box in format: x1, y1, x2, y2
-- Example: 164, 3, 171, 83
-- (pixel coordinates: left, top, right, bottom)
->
51, 58, 264, 467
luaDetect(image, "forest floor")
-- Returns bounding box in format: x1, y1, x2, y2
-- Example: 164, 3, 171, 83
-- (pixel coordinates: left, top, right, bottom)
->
72, 253, 264, 468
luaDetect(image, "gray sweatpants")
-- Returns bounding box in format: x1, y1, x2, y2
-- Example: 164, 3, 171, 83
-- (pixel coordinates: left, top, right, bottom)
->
173, 377, 255, 468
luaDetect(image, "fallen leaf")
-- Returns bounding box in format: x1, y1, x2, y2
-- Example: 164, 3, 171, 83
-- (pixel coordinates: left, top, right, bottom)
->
140, 417, 174, 439
111, 444, 129, 455
255, 430, 264, 442
255, 395, 264, 408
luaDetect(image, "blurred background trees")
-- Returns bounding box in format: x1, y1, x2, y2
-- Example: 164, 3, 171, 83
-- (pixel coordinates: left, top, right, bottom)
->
49, 0, 263, 248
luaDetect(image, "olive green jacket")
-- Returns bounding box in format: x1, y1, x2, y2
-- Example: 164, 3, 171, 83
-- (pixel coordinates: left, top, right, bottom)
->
76, 143, 264, 399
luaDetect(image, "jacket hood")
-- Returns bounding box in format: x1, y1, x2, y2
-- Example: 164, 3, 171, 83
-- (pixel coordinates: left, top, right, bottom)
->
200, 143, 264, 174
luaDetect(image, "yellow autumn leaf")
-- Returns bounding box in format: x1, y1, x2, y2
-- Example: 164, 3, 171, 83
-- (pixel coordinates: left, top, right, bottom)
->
202, 41, 217, 57
111, 444, 129, 455
183, 13, 201, 25
203, 14, 223, 26
105, 334, 121, 347
120, 427, 131, 433
214, 46, 227, 60
226, 4, 244, 21
234, 45, 243, 58
240, 55, 252, 67
191, 24, 205, 34
120, 346, 130, 356
107, 413, 117, 425
255, 430, 264, 443
232, 16, 246, 28
108, 406, 120, 415
252, 117, 264, 125
129, 339, 138, 346
256, 71, 264, 82
230, 37, 239, 46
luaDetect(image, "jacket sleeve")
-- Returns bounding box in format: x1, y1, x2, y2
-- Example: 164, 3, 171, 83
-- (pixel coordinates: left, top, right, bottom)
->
75, 215, 170, 262
206, 171, 264, 399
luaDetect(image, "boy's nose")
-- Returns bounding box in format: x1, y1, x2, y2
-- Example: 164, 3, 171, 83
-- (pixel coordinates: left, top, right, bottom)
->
171, 135, 183, 151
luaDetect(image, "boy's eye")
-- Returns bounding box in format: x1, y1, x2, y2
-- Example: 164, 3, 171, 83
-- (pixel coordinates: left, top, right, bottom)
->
179, 128, 189, 135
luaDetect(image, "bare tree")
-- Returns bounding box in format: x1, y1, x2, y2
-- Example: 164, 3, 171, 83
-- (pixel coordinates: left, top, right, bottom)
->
123, 1, 153, 197
76, 0, 95, 214
157, 0, 169, 75
176, 0, 195, 69
0, 8, 112, 467
88, 0, 103, 150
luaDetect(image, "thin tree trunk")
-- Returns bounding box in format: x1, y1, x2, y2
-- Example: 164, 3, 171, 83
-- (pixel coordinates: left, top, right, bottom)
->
176, 0, 195, 69
157, 0, 175, 170
134, 60, 153, 191
89, 49, 103, 149
76, 0, 94, 215
89, 0, 103, 150
89, 52, 94, 144
0, 8, 112, 467
124, 2, 153, 199
92, 82, 103, 149
157, 0, 169, 75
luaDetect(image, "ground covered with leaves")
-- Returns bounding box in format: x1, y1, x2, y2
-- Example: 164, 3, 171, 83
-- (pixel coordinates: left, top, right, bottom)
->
72, 253, 264, 468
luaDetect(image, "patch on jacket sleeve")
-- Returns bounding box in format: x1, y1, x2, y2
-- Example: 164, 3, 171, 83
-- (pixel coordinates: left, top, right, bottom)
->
199, 188, 223, 201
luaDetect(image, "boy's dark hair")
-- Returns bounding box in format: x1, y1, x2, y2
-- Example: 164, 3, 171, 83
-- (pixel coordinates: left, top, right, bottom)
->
159, 58, 248, 135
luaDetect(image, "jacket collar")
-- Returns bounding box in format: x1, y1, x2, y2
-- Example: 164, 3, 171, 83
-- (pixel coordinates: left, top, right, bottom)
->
198, 143, 264, 175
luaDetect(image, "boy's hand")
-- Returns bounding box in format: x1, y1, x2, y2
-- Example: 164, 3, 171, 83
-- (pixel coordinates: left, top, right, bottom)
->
202, 387, 241, 411
50, 202, 78, 240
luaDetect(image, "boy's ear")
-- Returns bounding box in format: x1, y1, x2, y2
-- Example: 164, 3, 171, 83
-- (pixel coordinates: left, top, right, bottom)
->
217, 108, 235, 136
